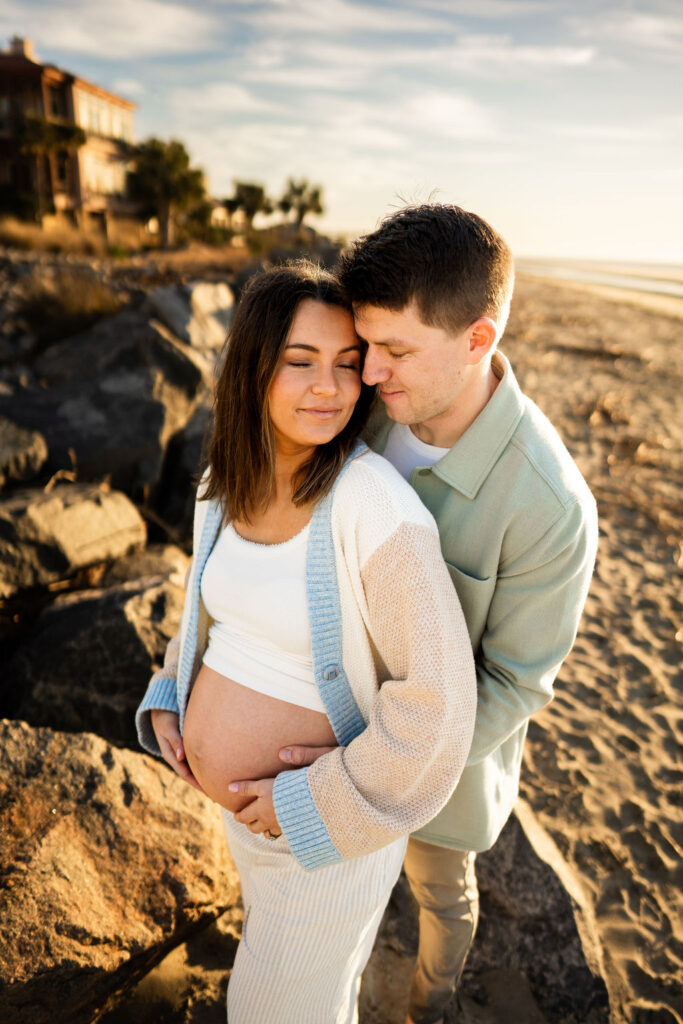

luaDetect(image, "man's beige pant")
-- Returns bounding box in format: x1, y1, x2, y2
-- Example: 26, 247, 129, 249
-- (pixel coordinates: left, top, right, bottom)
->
404, 837, 479, 1024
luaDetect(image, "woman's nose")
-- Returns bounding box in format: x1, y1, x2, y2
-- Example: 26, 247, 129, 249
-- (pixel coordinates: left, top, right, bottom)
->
312, 364, 337, 394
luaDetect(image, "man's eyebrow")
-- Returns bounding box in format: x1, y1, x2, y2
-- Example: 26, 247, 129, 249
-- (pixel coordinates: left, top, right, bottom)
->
354, 335, 410, 348
285, 343, 360, 354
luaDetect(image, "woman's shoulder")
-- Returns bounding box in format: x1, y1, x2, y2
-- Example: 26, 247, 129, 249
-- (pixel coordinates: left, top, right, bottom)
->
334, 448, 437, 532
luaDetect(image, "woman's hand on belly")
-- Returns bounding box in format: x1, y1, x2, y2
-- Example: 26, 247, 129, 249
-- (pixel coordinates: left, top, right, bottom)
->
151, 710, 206, 795
229, 777, 280, 837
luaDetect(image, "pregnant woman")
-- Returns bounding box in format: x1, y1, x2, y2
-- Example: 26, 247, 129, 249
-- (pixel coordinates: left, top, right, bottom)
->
135, 261, 476, 1024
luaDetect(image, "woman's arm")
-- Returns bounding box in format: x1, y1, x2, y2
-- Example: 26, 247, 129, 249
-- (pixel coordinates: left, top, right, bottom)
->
273, 505, 477, 869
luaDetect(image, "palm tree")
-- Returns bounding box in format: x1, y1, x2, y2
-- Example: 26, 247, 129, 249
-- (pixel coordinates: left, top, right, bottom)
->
279, 178, 324, 231
228, 181, 273, 232
19, 114, 86, 221
127, 138, 206, 248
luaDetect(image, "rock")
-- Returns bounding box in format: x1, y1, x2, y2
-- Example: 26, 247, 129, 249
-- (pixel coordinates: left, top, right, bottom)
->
156, 401, 211, 537
0, 483, 146, 599
2, 573, 185, 747
0, 311, 208, 497
0, 719, 239, 1024
100, 543, 189, 588
361, 801, 610, 1024
0, 415, 47, 490
145, 281, 234, 371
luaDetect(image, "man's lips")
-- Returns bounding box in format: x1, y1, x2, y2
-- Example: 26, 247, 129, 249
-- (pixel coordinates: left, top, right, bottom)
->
379, 389, 403, 399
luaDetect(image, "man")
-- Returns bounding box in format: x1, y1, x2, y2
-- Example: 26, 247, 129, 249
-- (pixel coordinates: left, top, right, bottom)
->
279, 204, 598, 1024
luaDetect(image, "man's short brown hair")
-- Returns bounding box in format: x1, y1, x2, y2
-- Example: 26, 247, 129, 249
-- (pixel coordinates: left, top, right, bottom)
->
338, 203, 514, 335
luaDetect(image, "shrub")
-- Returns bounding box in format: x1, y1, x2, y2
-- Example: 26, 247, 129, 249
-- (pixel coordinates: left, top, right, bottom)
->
16, 267, 123, 349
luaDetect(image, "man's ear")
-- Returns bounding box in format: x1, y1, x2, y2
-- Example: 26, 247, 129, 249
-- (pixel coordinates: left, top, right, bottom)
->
466, 317, 498, 364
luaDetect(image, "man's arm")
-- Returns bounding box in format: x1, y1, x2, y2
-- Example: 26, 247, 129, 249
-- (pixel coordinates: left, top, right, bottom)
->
466, 496, 597, 765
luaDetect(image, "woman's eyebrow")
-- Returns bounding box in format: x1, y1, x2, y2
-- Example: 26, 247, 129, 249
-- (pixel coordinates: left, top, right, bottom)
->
285, 343, 360, 354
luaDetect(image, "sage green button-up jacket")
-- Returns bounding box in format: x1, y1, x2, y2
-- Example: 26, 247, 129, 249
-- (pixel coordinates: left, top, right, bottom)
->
364, 352, 598, 851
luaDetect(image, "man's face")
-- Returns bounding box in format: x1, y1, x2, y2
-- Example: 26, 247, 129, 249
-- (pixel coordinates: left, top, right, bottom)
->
354, 301, 472, 428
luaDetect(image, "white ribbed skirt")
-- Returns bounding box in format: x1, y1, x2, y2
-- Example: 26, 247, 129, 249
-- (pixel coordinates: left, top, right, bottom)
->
222, 811, 407, 1024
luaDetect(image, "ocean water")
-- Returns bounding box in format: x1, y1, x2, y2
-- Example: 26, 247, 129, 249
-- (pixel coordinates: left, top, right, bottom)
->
517, 260, 683, 299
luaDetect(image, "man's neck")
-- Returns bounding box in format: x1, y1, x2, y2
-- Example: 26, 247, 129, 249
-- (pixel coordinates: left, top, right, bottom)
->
411, 364, 500, 448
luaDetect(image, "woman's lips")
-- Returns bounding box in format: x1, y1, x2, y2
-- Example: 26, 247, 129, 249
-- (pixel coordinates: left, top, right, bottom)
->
300, 407, 341, 418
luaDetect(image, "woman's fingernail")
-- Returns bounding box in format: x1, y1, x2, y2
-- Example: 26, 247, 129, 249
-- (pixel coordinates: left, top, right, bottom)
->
228, 783, 238, 792
176, 747, 183, 760
280, 748, 291, 762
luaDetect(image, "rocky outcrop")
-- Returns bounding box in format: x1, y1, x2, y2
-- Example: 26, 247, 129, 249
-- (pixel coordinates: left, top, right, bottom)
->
0, 719, 239, 1024
144, 281, 234, 377
0, 483, 146, 599
0, 311, 207, 498
0, 416, 47, 490
2, 570, 185, 747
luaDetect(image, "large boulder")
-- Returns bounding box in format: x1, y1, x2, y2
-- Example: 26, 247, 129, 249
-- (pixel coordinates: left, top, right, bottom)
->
0, 416, 47, 491
0, 719, 239, 1024
2, 566, 186, 747
156, 400, 212, 538
144, 281, 234, 376
361, 801, 610, 1024
0, 311, 207, 497
0, 483, 146, 599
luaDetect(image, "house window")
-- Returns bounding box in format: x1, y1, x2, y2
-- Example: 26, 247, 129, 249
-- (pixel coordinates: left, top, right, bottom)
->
56, 150, 69, 186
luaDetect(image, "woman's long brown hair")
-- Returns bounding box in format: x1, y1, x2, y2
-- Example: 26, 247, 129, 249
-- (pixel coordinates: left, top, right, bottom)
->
201, 260, 375, 522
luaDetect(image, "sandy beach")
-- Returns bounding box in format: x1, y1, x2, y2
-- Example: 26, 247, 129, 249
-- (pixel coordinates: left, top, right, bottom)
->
89, 269, 682, 1024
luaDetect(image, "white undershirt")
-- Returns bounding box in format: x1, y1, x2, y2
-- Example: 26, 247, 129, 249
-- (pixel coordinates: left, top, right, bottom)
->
382, 422, 450, 481
200, 520, 326, 714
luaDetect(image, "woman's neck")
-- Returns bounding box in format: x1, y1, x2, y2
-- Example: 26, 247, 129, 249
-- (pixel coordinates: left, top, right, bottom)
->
233, 448, 314, 544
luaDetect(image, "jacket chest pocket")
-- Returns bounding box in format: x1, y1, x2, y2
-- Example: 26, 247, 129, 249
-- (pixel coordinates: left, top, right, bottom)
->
445, 562, 496, 651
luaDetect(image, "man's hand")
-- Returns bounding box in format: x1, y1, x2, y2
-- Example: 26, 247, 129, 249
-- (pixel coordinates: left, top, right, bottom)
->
151, 709, 205, 794
229, 778, 280, 836
278, 744, 337, 767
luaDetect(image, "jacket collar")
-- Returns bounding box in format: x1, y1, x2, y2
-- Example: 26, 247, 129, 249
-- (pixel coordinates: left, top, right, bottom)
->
365, 350, 525, 500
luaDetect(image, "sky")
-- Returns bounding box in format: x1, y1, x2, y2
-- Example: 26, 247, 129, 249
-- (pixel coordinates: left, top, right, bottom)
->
3, 0, 682, 261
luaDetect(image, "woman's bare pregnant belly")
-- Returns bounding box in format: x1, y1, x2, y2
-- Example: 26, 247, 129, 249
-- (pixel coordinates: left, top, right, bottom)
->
183, 664, 337, 813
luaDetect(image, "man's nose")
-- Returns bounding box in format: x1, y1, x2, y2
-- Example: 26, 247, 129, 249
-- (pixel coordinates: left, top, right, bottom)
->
362, 347, 390, 385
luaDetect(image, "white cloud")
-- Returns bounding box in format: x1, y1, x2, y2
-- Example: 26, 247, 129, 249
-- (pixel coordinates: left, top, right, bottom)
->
570, 10, 683, 56
247, 0, 451, 35
415, 0, 547, 15
112, 78, 145, 97
400, 91, 502, 141
171, 82, 275, 114
0, 0, 218, 58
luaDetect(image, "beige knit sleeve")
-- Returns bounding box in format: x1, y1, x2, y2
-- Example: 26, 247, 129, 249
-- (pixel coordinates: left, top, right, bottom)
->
306, 521, 477, 859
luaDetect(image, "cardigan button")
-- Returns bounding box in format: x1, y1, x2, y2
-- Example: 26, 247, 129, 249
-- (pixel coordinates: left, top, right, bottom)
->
323, 665, 340, 681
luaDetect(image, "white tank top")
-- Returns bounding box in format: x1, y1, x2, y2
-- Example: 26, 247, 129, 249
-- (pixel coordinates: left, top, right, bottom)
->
200, 520, 326, 714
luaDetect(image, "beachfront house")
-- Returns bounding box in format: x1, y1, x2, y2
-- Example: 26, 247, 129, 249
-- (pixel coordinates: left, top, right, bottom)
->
0, 36, 137, 233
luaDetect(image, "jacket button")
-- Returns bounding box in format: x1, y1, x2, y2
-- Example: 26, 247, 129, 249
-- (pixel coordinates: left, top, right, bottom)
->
323, 665, 340, 681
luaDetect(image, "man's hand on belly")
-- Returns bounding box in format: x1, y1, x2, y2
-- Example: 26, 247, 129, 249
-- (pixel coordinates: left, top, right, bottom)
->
229, 777, 280, 836
279, 743, 336, 766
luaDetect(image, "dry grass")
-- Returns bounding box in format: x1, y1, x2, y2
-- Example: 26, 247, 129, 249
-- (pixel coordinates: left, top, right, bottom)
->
0, 217, 107, 255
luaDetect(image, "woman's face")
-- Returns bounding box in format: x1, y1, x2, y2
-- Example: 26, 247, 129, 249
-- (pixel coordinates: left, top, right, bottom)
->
268, 299, 362, 459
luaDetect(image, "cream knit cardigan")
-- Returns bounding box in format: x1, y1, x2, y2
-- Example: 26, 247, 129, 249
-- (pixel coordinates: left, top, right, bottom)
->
136, 446, 477, 870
